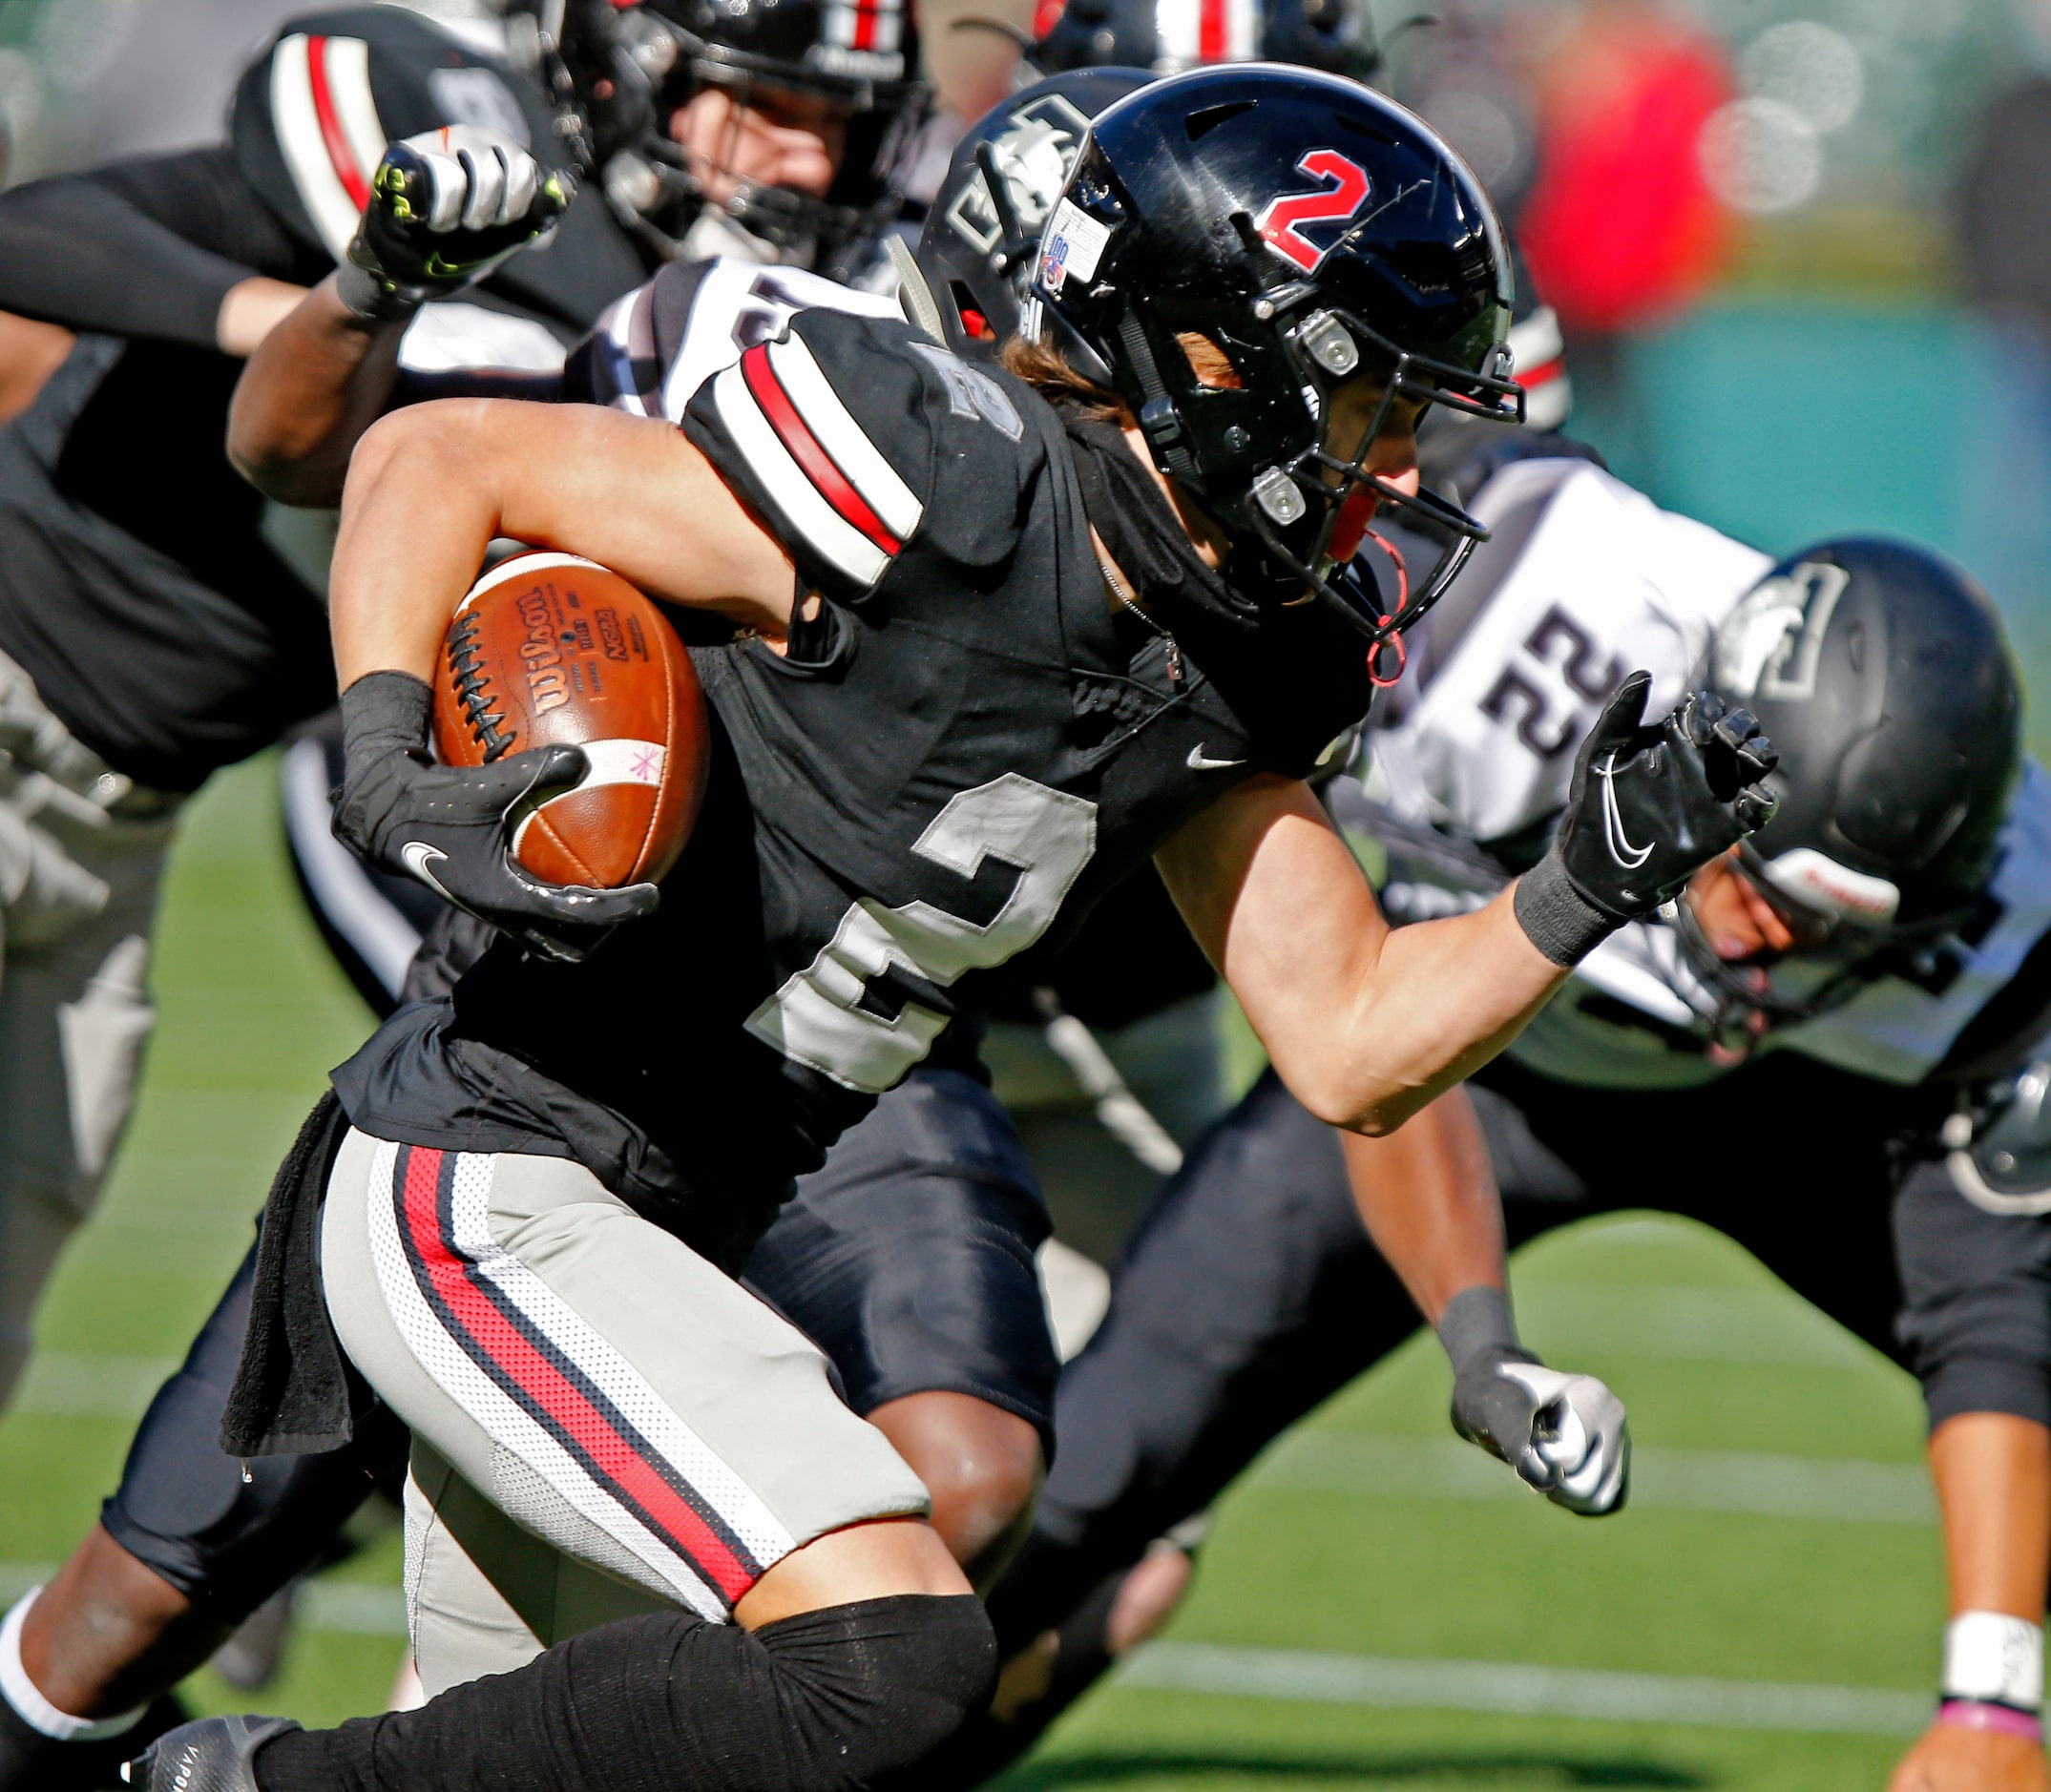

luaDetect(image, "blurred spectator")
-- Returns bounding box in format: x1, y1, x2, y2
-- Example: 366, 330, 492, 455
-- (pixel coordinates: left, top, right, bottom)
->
1516, 0, 1734, 336
1957, 71, 2051, 330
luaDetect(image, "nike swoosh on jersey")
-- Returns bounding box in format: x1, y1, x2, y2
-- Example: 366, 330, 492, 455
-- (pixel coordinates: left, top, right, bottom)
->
1187, 745, 1246, 771
400, 841, 455, 900
1598, 754, 1654, 869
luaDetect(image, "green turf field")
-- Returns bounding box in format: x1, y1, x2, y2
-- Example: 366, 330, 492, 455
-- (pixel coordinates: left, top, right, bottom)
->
0, 751, 1950, 1789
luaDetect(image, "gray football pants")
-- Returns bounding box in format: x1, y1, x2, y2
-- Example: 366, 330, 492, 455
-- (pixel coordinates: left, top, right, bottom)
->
0, 769, 177, 1406
320, 1127, 932, 1696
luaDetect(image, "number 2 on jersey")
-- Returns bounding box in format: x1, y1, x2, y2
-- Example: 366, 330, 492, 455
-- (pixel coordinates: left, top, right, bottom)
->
746, 775, 1098, 1094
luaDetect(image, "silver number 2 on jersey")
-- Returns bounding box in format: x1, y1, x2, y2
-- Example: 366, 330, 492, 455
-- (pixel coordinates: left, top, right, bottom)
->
745, 774, 1098, 1093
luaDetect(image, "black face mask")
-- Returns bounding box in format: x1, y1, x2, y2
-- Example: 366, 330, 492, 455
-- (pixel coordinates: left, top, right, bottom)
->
1056, 404, 1261, 633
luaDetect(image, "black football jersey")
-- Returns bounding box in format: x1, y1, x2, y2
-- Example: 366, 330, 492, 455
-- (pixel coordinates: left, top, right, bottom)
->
334, 306, 1373, 1222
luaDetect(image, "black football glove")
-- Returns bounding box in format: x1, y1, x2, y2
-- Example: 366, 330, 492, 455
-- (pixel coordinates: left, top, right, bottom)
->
339, 126, 572, 321
1558, 673, 1779, 920
1452, 1348, 1632, 1516
332, 672, 657, 963
1516, 672, 1779, 965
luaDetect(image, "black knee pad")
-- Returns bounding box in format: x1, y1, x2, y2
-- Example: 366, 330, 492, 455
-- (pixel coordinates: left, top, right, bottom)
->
259, 1594, 996, 1792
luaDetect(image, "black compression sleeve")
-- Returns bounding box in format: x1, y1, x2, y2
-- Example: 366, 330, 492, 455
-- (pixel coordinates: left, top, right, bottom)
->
0, 146, 306, 347
254, 1594, 995, 1792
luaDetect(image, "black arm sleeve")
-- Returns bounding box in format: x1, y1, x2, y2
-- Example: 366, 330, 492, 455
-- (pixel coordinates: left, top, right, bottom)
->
0, 145, 313, 348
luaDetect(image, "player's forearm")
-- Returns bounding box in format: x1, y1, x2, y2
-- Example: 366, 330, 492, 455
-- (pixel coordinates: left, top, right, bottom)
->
1932, 1412, 2051, 1619
1340, 1085, 1506, 1325
230, 275, 407, 507
1162, 780, 1568, 1134
1310, 894, 1565, 1135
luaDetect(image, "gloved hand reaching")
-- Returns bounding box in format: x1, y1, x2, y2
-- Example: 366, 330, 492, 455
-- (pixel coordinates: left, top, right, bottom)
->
1516, 672, 1779, 966
1437, 1285, 1630, 1516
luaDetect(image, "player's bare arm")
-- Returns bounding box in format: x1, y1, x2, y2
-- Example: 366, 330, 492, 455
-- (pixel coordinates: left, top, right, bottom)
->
1158, 774, 1564, 1136
1890, 1414, 2051, 1792
330, 396, 796, 684
1338, 1086, 1505, 1320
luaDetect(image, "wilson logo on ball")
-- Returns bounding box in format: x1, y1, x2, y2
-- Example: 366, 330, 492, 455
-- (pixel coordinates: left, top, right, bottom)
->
435, 551, 708, 891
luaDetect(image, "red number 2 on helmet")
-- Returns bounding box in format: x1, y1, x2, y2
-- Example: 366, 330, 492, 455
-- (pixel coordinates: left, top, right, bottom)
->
1254, 150, 1372, 274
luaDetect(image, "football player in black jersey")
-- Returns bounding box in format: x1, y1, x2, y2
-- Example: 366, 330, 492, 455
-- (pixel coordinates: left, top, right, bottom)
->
115, 65, 1774, 1792
0, 6, 963, 1784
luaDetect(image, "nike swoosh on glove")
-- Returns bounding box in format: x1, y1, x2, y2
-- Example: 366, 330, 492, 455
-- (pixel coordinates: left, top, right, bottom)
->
333, 740, 657, 962
343, 126, 573, 319
1452, 1351, 1632, 1516
1554, 672, 1779, 922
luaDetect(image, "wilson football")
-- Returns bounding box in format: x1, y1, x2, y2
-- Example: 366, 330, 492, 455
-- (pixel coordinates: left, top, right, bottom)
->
434, 551, 707, 889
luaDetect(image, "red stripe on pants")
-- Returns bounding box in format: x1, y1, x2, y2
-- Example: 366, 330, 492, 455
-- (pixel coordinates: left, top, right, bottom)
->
397, 1148, 760, 1604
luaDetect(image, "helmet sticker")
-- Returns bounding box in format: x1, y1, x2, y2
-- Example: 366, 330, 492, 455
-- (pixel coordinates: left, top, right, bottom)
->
1759, 847, 1901, 926
946, 94, 1095, 256
1255, 149, 1371, 274
1713, 560, 1851, 702
1041, 198, 1111, 293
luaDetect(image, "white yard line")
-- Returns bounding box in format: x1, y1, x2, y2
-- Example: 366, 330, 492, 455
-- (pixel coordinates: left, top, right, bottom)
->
1118, 1641, 1932, 1736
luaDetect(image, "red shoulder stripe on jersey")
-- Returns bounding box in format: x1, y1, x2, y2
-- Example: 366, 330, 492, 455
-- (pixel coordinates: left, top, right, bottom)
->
739, 342, 903, 557
306, 35, 371, 213
390, 1145, 763, 1607
1199, 0, 1226, 65
1517, 356, 1566, 392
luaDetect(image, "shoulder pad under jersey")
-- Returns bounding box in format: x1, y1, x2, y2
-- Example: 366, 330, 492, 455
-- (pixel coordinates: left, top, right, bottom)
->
569, 258, 901, 421
681, 306, 1041, 603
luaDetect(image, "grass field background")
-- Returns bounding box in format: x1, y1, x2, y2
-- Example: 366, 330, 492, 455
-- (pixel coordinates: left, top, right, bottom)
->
0, 751, 1949, 1791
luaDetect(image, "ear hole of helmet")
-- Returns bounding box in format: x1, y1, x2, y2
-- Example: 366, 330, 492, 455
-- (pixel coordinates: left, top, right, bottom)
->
1175, 331, 1244, 389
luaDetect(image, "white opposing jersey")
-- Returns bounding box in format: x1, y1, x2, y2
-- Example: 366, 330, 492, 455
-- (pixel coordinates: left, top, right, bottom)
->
572, 258, 902, 424
1367, 457, 1773, 847
1356, 455, 2051, 1090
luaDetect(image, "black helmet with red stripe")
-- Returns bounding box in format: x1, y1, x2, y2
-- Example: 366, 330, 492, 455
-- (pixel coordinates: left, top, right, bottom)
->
1033, 0, 1378, 82
1033, 63, 1520, 643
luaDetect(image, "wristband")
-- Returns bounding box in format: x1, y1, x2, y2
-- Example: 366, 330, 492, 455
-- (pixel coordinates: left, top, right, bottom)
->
1435, 1285, 1523, 1374
1513, 851, 1622, 968
334, 260, 426, 323
1938, 1700, 2044, 1741
339, 670, 432, 774
1942, 1611, 2044, 1712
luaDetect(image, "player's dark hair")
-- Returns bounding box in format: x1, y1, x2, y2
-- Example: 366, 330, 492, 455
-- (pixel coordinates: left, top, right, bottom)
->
1000, 337, 1122, 422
